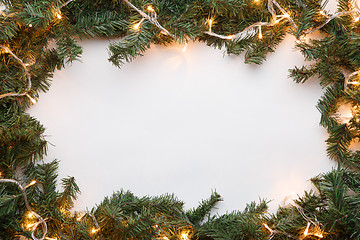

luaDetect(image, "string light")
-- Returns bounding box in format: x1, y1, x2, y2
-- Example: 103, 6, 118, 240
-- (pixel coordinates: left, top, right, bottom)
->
303, 222, 310, 236
344, 70, 360, 90
208, 18, 213, 33
180, 231, 190, 240
133, 18, 145, 30
263, 223, 273, 233
0, 178, 47, 240
29, 24, 33, 28
355, 16, 360, 22
123, 0, 174, 37
91, 227, 100, 234
55, 12, 62, 19
26, 93, 37, 104
147, 5, 154, 12
204, 0, 296, 41
258, 25, 263, 39
25, 180, 37, 189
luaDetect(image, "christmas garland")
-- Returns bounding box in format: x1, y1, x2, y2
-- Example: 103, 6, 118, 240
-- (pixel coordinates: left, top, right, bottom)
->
1, 0, 360, 239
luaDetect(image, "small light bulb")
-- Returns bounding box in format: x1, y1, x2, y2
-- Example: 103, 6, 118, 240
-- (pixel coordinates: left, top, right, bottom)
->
208, 18, 213, 32
319, 10, 325, 15
56, 12, 62, 19
132, 18, 144, 31
26, 94, 37, 104
258, 26, 263, 39
25, 180, 37, 189
91, 227, 99, 234
28, 24, 32, 28
147, 5, 154, 12
355, 16, 360, 22
304, 222, 310, 236
27, 223, 36, 230
263, 223, 273, 233
181, 233, 189, 240
254, 0, 260, 3
27, 211, 34, 218
160, 30, 168, 35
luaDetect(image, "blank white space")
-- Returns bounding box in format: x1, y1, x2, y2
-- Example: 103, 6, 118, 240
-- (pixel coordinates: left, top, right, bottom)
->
28, 35, 335, 213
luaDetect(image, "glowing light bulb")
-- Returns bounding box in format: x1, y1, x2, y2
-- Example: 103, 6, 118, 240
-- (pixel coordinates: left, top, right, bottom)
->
181, 233, 189, 240
355, 16, 360, 22
91, 227, 99, 234
27, 223, 36, 230
226, 35, 235, 40
133, 18, 144, 31
263, 223, 273, 233
208, 18, 213, 32
319, 10, 325, 15
27, 211, 34, 218
254, 0, 260, 3
25, 180, 37, 188
56, 12, 62, 19
304, 222, 310, 236
26, 94, 37, 104
147, 5, 154, 12
258, 26, 263, 39
28, 24, 32, 28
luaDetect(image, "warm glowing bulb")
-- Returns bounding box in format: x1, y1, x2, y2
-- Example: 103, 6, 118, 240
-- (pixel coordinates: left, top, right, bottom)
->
319, 10, 325, 15
304, 222, 310, 236
263, 223, 273, 233
258, 26, 263, 39
25, 180, 37, 188
28, 24, 32, 27
26, 94, 37, 104
147, 5, 154, 12
55, 12, 62, 19
132, 18, 144, 31
226, 35, 235, 40
27, 223, 36, 230
91, 227, 99, 234
208, 18, 213, 32
181, 233, 189, 240
314, 232, 323, 238
254, 0, 260, 3
27, 211, 34, 218
355, 16, 360, 22
284, 12, 290, 18
133, 22, 141, 30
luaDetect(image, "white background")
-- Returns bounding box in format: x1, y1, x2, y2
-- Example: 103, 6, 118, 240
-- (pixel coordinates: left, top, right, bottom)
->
27, 1, 342, 214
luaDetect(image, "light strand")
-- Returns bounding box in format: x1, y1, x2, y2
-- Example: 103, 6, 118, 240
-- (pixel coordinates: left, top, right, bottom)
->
303, 10, 359, 35
0, 45, 35, 103
88, 212, 102, 236
204, 0, 294, 41
60, 0, 74, 8
0, 178, 47, 240
122, 0, 174, 38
